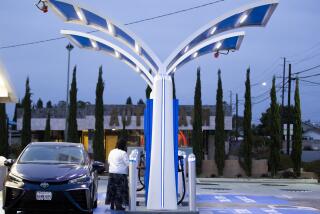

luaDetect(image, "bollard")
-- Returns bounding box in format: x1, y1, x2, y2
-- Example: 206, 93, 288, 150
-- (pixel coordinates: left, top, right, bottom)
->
129, 149, 139, 211
188, 153, 196, 211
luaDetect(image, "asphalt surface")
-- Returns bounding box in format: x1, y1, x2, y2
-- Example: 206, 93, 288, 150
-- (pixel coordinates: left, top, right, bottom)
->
1, 178, 319, 213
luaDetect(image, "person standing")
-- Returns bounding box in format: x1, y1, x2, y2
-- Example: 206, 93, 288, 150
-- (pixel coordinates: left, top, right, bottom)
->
105, 138, 129, 210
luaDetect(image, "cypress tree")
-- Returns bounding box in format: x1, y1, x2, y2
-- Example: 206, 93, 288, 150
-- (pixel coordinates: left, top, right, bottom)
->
36, 98, 43, 109
67, 66, 79, 143
12, 102, 21, 130
146, 85, 152, 99
126, 96, 133, 105
137, 99, 145, 105
93, 66, 105, 162
43, 112, 51, 142
291, 78, 302, 176
243, 68, 252, 176
46, 101, 52, 108
0, 104, 8, 156
145, 69, 152, 99
192, 67, 203, 175
269, 76, 281, 176
172, 74, 176, 99
21, 78, 32, 148
120, 117, 128, 141
215, 70, 225, 176
121, 97, 130, 141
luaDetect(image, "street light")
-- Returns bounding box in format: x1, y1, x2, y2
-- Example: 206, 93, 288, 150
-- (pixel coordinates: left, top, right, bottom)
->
251, 81, 268, 87
64, 43, 73, 142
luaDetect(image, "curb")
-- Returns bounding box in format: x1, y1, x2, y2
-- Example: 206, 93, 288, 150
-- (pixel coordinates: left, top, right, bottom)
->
197, 178, 319, 184
98, 176, 318, 184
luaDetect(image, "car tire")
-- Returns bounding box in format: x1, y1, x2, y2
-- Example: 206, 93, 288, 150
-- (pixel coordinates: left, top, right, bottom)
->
81, 211, 93, 214
93, 198, 98, 208
5, 209, 16, 214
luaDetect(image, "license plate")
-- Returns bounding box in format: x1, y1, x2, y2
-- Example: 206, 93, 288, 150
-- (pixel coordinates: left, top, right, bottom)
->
36, 191, 52, 201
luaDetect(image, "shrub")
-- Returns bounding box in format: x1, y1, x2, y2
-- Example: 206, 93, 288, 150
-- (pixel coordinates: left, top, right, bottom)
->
9, 143, 23, 159
281, 170, 296, 178
279, 154, 293, 170
303, 160, 320, 176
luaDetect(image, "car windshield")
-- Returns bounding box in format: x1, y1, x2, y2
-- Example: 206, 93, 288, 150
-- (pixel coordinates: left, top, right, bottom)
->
19, 145, 85, 164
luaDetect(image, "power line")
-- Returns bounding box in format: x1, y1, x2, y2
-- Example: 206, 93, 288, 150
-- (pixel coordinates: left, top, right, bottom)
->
252, 81, 284, 100
0, 0, 225, 50
125, 0, 225, 25
292, 51, 320, 65
0, 36, 65, 50
253, 86, 283, 105
251, 58, 281, 86
288, 40, 320, 60
293, 64, 320, 75
232, 58, 282, 94
299, 72, 320, 79
300, 79, 320, 85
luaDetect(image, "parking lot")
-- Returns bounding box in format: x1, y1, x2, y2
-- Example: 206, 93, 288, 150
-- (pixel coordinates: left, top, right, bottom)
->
0, 178, 319, 213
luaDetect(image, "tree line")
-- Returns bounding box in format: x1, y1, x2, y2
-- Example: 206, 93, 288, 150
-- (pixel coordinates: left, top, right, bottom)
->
190, 67, 302, 177
0, 65, 302, 177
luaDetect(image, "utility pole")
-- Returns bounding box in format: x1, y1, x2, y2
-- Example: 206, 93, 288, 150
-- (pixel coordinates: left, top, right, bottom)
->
281, 57, 286, 152
281, 57, 286, 112
235, 93, 239, 143
229, 90, 233, 114
286, 63, 292, 155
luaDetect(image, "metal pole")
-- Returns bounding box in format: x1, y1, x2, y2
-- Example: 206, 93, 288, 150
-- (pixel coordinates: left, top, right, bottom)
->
229, 90, 232, 114
235, 93, 238, 144
188, 153, 196, 211
129, 149, 139, 211
64, 43, 73, 142
281, 57, 286, 151
286, 64, 292, 155
281, 57, 286, 111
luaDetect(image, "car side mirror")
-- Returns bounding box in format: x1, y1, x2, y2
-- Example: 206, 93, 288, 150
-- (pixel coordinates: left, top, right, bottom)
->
4, 159, 15, 167
92, 161, 105, 174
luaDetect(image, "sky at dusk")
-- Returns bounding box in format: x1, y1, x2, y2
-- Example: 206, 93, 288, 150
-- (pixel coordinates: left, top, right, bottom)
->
0, 0, 319, 124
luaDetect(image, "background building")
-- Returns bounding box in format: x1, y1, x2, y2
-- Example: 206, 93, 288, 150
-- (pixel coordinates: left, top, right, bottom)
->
17, 103, 232, 159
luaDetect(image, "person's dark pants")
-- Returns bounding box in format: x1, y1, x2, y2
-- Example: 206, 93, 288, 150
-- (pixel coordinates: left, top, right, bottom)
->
105, 173, 129, 210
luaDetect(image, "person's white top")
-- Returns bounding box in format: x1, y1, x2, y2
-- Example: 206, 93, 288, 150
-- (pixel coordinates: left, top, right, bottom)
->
108, 148, 129, 175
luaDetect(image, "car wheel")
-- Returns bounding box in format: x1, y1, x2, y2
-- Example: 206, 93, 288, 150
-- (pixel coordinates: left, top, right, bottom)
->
5, 209, 16, 214
81, 211, 93, 214
93, 198, 98, 208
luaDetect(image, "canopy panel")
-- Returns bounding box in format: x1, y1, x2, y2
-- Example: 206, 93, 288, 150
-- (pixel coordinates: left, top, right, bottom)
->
47, 0, 160, 73
62, 30, 154, 87
165, 0, 278, 71
167, 32, 244, 74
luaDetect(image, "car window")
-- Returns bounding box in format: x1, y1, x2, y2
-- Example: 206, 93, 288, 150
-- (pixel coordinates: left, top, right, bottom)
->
19, 145, 85, 164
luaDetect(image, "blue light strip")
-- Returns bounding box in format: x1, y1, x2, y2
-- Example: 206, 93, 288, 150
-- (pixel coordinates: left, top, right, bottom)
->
144, 99, 153, 203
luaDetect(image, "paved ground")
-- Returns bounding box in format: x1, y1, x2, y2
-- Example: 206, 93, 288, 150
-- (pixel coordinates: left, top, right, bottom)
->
1, 178, 319, 213
195, 178, 320, 214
